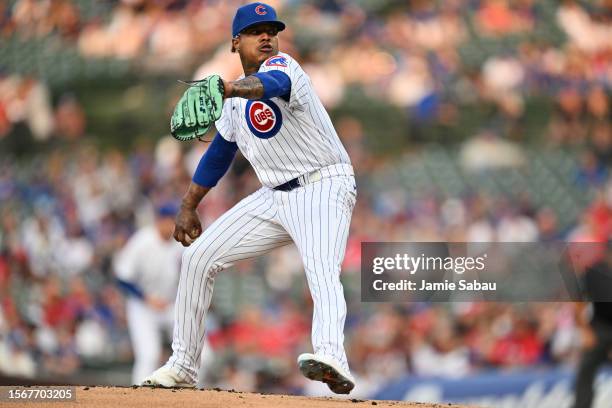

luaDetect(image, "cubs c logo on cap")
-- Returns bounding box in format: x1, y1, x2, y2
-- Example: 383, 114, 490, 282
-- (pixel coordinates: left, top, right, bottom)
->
245, 99, 283, 139
255, 5, 267, 15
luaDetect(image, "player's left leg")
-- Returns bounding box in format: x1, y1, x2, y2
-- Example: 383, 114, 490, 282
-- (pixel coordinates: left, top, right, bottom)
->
276, 174, 356, 393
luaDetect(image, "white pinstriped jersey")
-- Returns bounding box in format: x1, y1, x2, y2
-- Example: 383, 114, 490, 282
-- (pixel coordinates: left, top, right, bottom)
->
215, 52, 351, 188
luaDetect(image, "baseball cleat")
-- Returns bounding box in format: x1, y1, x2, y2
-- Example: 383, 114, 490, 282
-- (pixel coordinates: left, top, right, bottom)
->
141, 366, 195, 388
297, 353, 355, 394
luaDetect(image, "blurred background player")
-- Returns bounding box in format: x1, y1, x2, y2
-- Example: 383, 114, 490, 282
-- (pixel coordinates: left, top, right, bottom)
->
114, 202, 183, 385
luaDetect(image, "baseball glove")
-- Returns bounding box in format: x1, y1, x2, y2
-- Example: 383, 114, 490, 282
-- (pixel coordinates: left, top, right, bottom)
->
170, 74, 225, 142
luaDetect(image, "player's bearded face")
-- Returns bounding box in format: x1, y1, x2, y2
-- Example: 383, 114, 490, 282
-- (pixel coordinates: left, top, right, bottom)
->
235, 23, 279, 66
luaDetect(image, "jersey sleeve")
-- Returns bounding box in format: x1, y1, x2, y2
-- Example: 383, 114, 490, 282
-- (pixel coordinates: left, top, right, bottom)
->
258, 53, 309, 111
214, 99, 236, 142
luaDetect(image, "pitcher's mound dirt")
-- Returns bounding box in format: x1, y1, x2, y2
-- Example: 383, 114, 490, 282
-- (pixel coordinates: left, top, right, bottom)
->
13, 386, 473, 408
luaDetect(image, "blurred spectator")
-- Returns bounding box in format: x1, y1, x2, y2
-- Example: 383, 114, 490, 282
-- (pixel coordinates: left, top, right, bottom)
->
411, 315, 471, 377
0, 75, 54, 141
488, 316, 544, 367
496, 209, 539, 242
460, 131, 526, 171
557, 0, 612, 54
12, 0, 79, 38
575, 151, 609, 188
54, 94, 86, 140
476, 0, 534, 37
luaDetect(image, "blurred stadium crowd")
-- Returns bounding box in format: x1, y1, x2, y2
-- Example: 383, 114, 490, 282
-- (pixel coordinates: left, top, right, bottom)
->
0, 0, 611, 398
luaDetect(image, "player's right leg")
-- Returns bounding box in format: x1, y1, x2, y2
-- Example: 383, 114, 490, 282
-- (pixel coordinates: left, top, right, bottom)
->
142, 187, 291, 387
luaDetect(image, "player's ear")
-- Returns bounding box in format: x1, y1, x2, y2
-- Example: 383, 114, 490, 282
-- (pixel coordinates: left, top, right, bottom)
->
231, 37, 239, 53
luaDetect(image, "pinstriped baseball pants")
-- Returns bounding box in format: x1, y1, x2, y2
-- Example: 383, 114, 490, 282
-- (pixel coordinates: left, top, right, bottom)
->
167, 170, 356, 383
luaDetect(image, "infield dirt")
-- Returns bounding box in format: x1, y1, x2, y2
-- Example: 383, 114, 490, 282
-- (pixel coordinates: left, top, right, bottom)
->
0, 386, 475, 408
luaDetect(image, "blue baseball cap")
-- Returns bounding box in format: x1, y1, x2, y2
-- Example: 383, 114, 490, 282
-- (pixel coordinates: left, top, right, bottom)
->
156, 201, 179, 218
232, 2, 286, 38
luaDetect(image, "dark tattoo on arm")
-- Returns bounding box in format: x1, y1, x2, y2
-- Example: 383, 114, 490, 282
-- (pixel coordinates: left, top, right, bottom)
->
229, 76, 264, 99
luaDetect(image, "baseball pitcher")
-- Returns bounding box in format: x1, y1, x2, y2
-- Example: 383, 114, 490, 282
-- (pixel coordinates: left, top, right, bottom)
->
143, 2, 357, 394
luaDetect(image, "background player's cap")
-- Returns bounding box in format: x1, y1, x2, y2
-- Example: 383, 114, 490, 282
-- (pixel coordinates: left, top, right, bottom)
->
232, 2, 286, 38
156, 201, 179, 218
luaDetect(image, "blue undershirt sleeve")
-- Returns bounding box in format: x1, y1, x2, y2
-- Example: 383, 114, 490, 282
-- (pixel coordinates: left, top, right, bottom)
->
253, 71, 291, 100
192, 133, 238, 188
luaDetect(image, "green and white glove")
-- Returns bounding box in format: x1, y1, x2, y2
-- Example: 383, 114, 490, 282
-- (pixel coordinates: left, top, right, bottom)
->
170, 74, 225, 142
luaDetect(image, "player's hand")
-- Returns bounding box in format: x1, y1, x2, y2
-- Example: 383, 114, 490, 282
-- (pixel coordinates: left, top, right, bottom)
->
173, 207, 202, 247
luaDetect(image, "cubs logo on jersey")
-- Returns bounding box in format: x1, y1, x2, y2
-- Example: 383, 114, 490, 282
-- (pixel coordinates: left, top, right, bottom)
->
265, 56, 288, 67
245, 99, 283, 139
